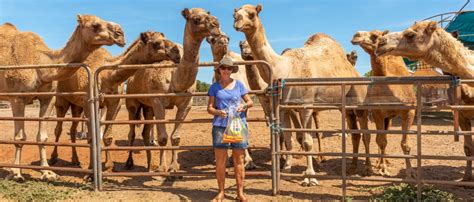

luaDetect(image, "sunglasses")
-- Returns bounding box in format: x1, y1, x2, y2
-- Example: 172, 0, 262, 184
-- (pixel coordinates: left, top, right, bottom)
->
219, 66, 234, 71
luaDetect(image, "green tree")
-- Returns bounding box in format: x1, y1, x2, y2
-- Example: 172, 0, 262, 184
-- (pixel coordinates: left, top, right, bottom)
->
196, 80, 210, 92
364, 70, 372, 77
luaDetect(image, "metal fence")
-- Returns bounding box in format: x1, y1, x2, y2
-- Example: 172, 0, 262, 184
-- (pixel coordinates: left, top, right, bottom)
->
270, 76, 474, 200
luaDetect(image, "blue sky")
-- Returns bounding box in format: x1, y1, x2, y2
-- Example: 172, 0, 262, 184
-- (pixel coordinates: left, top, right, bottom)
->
1, 0, 472, 83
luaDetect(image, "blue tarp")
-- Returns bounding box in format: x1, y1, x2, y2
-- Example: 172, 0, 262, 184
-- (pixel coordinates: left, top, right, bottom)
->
446, 11, 474, 48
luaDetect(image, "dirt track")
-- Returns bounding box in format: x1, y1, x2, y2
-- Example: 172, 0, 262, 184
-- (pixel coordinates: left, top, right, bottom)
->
0, 106, 473, 200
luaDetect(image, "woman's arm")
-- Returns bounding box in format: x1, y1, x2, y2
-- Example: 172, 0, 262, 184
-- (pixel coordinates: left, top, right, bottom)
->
207, 96, 227, 117
237, 94, 254, 112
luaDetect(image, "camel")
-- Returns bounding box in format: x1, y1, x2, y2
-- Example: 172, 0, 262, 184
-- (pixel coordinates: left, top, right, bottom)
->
375, 20, 474, 181
346, 50, 358, 66
239, 39, 326, 164
352, 30, 416, 178
233, 4, 369, 186
125, 8, 222, 174
49, 31, 180, 172
0, 15, 125, 181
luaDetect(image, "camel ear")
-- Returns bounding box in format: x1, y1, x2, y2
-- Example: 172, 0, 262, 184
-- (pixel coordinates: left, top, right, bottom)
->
426, 21, 437, 35
157, 32, 165, 38
256, 4, 263, 14
182, 8, 190, 19
451, 30, 459, 39
382, 30, 389, 35
234, 8, 238, 13
77, 14, 84, 26
140, 32, 151, 43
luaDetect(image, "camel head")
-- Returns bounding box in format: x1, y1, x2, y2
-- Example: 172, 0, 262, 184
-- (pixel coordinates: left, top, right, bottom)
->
375, 21, 440, 60
139, 31, 181, 64
206, 33, 230, 54
239, 40, 253, 60
346, 50, 358, 66
182, 8, 222, 39
233, 4, 262, 33
352, 30, 388, 54
76, 14, 126, 47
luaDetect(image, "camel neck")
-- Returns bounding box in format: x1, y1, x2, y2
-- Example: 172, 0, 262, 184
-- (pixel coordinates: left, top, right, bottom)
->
370, 53, 410, 76
244, 21, 281, 84
40, 26, 99, 82
171, 25, 204, 92
103, 40, 153, 85
424, 30, 474, 79
243, 56, 264, 90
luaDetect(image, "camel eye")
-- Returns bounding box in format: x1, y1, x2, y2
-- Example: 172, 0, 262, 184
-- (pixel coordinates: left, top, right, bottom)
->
248, 12, 255, 19
193, 18, 201, 25
370, 35, 378, 42
404, 31, 416, 41
92, 23, 102, 32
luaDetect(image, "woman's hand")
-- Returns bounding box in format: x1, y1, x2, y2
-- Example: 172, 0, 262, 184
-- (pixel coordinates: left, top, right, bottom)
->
217, 110, 228, 118
237, 103, 248, 112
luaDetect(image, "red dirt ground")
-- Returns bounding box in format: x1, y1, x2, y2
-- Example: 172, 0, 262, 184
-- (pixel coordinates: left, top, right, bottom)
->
1, 106, 473, 200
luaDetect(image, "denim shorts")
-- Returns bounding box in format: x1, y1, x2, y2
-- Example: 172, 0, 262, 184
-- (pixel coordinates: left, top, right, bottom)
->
212, 126, 248, 149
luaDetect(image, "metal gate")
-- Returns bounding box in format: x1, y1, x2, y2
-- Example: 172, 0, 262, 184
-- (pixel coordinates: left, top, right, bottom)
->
93, 61, 274, 190
0, 64, 100, 190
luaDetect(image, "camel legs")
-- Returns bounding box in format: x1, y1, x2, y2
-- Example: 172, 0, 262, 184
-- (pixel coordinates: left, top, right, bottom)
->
400, 110, 415, 179
6, 98, 27, 181
280, 109, 295, 172
312, 112, 325, 163
460, 113, 473, 181
151, 99, 168, 172
69, 105, 83, 166
101, 99, 121, 171
37, 96, 59, 181
298, 108, 318, 186
124, 99, 139, 170
374, 115, 391, 176
357, 110, 372, 176
50, 99, 71, 165
347, 111, 361, 175
168, 100, 192, 173
141, 106, 157, 171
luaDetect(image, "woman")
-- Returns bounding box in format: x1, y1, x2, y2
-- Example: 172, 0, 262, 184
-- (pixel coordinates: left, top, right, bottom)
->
207, 55, 253, 201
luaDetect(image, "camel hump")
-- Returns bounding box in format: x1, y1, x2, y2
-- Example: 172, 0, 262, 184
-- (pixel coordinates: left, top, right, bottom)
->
304, 33, 334, 46
1, 23, 17, 30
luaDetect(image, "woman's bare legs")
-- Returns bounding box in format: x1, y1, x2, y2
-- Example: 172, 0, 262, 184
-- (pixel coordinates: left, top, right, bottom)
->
214, 148, 227, 201
233, 149, 247, 201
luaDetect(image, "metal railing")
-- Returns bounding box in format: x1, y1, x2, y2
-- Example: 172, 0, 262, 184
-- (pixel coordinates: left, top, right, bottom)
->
270, 75, 474, 200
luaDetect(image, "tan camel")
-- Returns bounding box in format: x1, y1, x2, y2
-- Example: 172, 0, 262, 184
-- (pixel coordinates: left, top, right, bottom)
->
346, 50, 358, 66
0, 15, 125, 181
376, 21, 474, 181
125, 8, 222, 173
352, 30, 416, 178
239, 39, 327, 164
234, 4, 369, 186
49, 31, 179, 172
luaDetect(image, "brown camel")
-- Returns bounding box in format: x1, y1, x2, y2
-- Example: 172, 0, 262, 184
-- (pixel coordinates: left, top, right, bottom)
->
50, 31, 179, 172
234, 4, 369, 186
0, 15, 125, 181
376, 21, 474, 181
352, 30, 416, 178
125, 8, 222, 173
346, 50, 358, 66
